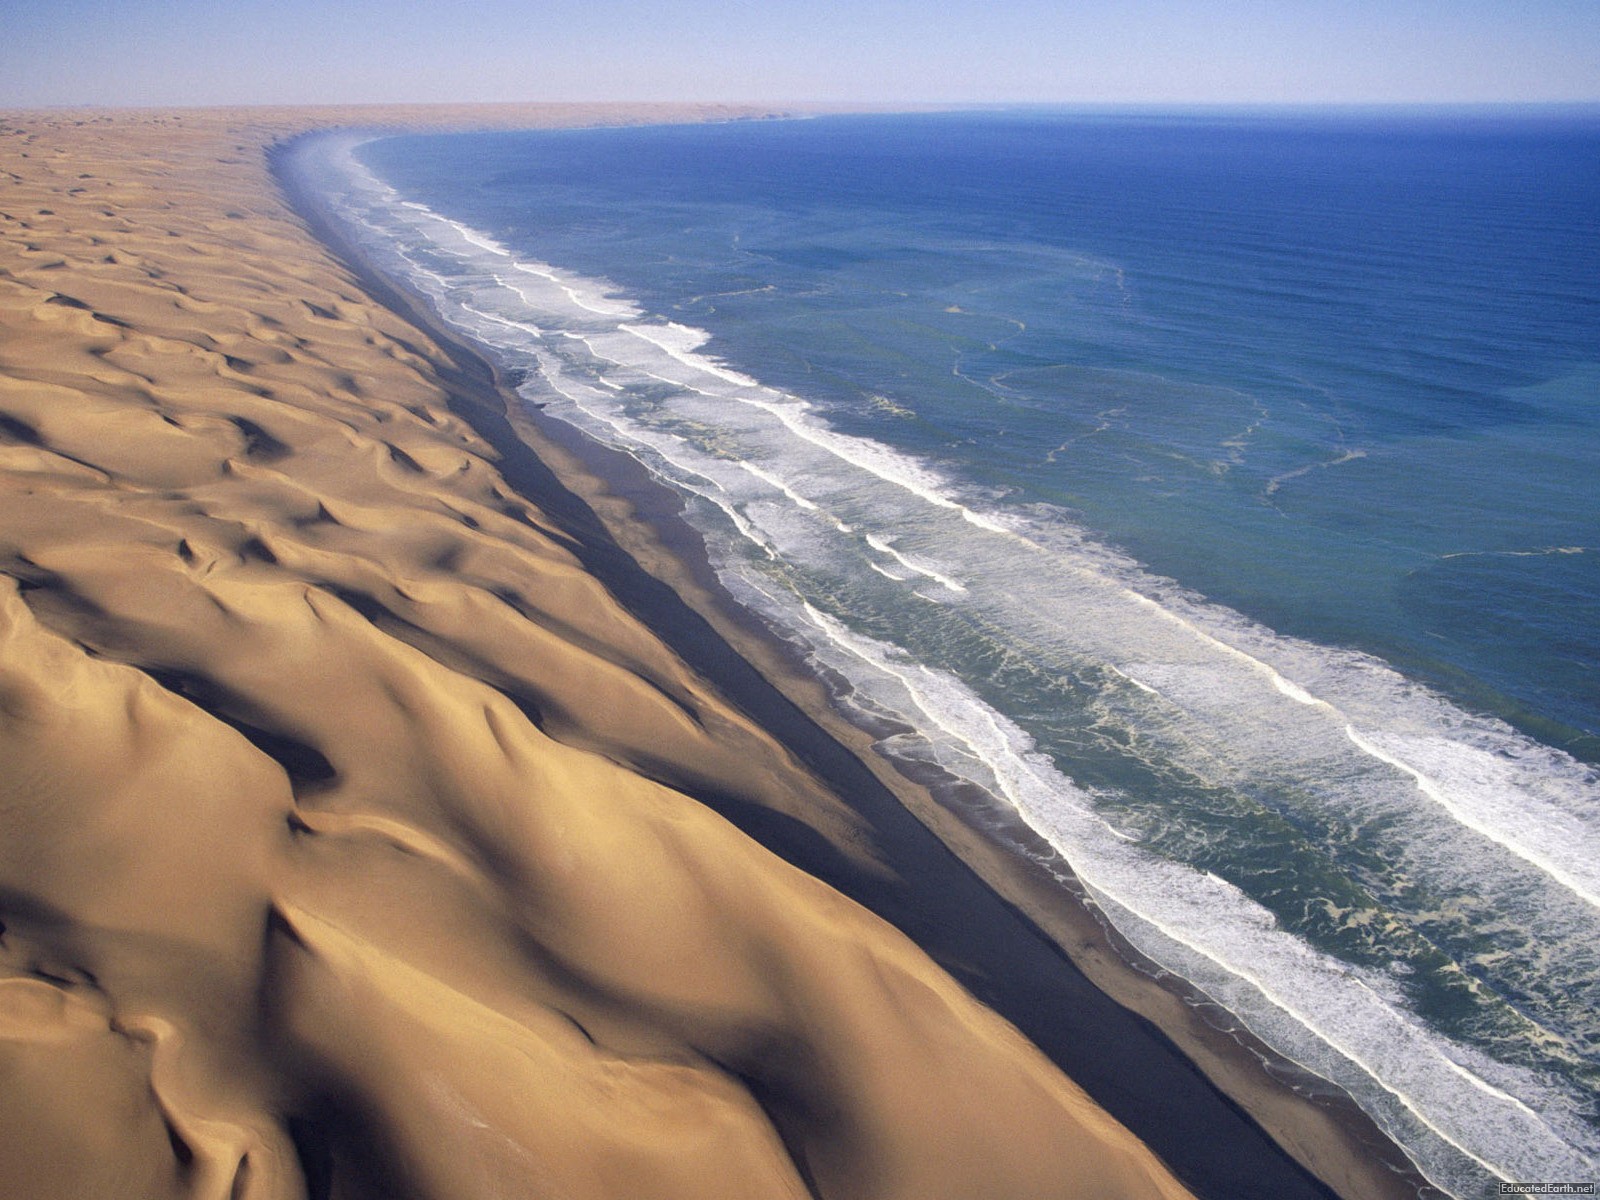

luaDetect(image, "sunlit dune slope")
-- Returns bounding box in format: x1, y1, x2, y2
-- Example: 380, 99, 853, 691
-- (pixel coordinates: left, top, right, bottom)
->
0, 106, 1194, 1199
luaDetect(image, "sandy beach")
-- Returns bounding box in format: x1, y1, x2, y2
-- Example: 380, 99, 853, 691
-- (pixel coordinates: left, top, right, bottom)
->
0, 103, 1429, 1200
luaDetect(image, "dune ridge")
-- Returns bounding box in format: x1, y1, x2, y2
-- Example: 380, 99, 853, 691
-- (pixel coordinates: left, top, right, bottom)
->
0, 105, 1206, 1199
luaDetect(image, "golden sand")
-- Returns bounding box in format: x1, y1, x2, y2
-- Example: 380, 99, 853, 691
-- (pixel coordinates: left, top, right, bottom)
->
0, 104, 1207, 1199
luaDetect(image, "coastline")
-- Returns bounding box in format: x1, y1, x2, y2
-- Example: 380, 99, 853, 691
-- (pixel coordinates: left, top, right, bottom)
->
279, 119, 1436, 1199
0, 102, 1429, 1199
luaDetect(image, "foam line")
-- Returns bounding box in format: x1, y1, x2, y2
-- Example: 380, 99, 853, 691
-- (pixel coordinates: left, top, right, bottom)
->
307, 142, 1600, 1191
1344, 725, 1600, 911
864, 534, 967, 594
790, 603, 1580, 1183
737, 461, 820, 511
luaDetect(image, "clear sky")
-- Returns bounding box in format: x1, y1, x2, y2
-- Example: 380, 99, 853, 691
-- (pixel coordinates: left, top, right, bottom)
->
3, 0, 1597, 109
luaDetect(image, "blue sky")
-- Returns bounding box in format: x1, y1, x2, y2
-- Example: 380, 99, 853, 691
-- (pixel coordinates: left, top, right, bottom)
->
3, 0, 1596, 108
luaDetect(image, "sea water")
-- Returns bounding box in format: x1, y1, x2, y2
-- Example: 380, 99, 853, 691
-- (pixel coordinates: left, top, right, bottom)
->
304, 109, 1600, 1194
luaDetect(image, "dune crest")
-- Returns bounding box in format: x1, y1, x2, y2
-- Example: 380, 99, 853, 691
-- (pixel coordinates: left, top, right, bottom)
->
0, 107, 1196, 1198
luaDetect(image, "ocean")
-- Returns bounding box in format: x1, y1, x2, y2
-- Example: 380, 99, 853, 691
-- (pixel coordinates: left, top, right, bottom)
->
299, 108, 1600, 1195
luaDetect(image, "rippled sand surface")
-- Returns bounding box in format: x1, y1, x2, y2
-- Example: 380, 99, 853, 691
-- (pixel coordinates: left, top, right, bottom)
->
0, 104, 1195, 1200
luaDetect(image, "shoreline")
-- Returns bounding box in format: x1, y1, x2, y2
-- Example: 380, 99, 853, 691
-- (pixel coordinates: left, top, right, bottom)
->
0, 101, 1432, 1199
277, 122, 1435, 1200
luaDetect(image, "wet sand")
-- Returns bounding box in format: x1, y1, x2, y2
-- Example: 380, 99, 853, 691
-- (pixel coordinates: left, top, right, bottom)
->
0, 102, 1432, 1200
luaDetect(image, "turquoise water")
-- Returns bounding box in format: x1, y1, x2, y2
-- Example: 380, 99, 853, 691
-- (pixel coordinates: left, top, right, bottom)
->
306, 109, 1600, 1194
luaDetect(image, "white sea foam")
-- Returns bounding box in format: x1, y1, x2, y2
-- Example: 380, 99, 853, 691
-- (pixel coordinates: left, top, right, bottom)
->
622, 321, 761, 386
863, 534, 966, 594
300, 138, 1600, 1194
782, 598, 1593, 1186
576, 316, 1029, 545
1344, 726, 1600, 911
738, 461, 820, 511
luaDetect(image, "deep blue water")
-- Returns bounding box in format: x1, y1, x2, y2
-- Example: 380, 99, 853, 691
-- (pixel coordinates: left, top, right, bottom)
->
306, 109, 1600, 1194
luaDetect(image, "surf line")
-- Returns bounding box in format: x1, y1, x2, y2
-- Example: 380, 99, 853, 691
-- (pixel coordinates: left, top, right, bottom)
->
1118, 589, 1600, 913
1344, 725, 1600, 913
790, 598, 1549, 1187
364, 173, 1600, 920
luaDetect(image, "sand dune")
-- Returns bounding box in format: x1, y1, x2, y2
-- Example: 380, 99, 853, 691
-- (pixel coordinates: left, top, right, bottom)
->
0, 106, 1207, 1199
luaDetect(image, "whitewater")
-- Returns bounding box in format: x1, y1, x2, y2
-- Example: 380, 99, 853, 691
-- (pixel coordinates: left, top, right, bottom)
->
299, 118, 1600, 1196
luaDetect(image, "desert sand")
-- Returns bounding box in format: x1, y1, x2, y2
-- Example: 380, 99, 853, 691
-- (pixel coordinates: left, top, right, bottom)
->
0, 100, 1204, 1200
0, 103, 1422, 1200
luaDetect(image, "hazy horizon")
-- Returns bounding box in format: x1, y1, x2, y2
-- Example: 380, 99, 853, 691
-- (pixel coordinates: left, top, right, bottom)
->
4, 0, 1596, 110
